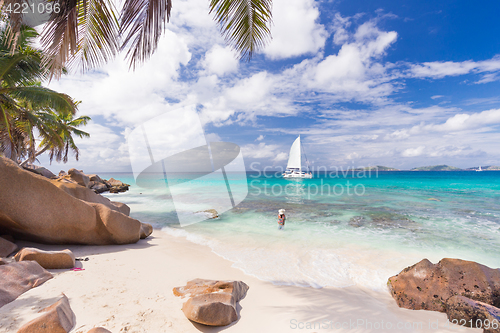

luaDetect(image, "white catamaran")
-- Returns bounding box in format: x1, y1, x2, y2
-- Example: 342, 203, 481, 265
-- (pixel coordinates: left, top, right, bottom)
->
283, 135, 313, 178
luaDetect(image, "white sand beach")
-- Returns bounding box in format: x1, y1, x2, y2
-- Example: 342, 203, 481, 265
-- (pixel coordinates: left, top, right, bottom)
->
0, 230, 480, 333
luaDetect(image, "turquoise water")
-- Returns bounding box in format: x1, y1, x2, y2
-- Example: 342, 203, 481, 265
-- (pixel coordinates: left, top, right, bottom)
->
101, 171, 500, 290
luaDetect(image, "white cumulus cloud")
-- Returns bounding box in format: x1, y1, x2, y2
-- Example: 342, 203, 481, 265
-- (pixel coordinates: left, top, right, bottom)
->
263, 0, 327, 59
401, 146, 425, 157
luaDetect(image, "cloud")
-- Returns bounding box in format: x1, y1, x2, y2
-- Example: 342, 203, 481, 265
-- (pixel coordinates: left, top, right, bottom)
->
263, 0, 327, 59
413, 109, 500, 133
38, 122, 128, 172
241, 142, 287, 163
273, 152, 288, 162
332, 13, 351, 45
401, 146, 425, 157
408, 55, 500, 81
49, 29, 192, 126
289, 18, 398, 103
203, 45, 239, 76
38, 5, 500, 173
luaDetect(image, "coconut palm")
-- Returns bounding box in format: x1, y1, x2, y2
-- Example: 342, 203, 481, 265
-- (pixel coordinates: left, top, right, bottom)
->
1, 0, 272, 75
36, 109, 91, 163
0, 24, 82, 163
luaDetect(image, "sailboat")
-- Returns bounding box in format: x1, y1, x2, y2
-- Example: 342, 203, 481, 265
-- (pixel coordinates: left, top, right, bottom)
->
283, 135, 313, 178
476, 166, 483, 172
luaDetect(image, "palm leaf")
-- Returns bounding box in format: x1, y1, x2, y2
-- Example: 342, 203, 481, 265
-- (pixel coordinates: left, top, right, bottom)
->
120, 0, 172, 69
39, 0, 79, 78
5, 86, 77, 115
209, 0, 272, 61
40, 0, 120, 76
75, 0, 119, 72
0, 0, 24, 50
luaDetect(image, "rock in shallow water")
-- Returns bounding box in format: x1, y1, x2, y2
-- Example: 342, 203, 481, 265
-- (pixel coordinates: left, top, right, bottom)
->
173, 279, 249, 326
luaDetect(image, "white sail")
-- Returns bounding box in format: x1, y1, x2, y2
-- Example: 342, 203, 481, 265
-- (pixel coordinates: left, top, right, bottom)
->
287, 136, 301, 169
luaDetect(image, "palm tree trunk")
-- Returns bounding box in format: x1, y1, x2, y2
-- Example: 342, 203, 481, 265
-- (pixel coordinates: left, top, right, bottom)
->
19, 145, 49, 167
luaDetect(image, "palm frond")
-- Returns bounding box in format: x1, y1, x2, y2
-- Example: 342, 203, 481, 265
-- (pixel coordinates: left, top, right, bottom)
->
120, 0, 172, 69
40, 0, 120, 76
74, 0, 120, 71
40, 0, 79, 78
209, 0, 272, 61
6, 86, 78, 115
0, 0, 24, 50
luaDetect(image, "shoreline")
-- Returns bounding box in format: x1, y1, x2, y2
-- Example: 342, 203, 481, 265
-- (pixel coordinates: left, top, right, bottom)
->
0, 229, 476, 333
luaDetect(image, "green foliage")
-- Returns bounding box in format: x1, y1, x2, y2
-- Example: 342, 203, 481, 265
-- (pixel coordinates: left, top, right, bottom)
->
2, 0, 273, 72
0, 24, 89, 164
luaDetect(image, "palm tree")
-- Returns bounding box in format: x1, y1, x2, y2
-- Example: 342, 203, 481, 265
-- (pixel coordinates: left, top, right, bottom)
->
1, 0, 273, 75
0, 24, 82, 163
36, 109, 91, 163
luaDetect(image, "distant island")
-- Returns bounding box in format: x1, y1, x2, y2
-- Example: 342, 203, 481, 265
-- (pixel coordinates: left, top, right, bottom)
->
411, 165, 462, 171
354, 166, 400, 171
350, 165, 500, 171
465, 166, 500, 171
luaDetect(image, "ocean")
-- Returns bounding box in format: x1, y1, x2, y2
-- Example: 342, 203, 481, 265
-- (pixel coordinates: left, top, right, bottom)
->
101, 170, 500, 290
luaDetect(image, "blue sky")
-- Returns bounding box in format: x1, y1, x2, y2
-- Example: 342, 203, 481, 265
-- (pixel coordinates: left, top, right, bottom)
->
41, 0, 500, 172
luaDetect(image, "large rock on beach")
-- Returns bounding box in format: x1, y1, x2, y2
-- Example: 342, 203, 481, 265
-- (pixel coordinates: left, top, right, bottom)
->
0, 236, 17, 257
0, 156, 151, 245
140, 223, 153, 239
67, 168, 89, 187
86, 328, 112, 333
0, 261, 52, 308
174, 279, 249, 326
17, 294, 75, 333
388, 258, 500, 312
106, 178, 130, 193
15, 248, 75, 269
446, 295, 500, 332
22, 164, 57, 179
88, 174, 104, 183
107, 178, 125, 186
91, 183, 109, 194
51, 180, 130, 216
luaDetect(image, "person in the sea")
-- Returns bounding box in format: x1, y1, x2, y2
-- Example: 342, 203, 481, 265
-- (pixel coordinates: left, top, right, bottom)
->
278, 209, 286, 230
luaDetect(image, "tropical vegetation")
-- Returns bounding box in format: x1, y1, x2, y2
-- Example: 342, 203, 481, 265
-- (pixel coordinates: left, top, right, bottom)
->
0, 24, 88, 165
1, 0, 273, 75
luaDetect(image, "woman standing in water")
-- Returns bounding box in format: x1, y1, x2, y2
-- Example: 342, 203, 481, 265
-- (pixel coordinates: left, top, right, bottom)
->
278, 209, 286, 230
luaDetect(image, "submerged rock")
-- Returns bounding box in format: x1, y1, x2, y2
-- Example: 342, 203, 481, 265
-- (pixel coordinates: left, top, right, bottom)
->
197, 209, 219, 219
0, 261, 52, 308
17, 294, 74, 333
15, 248, 75, 269
173, 279, 249, 326
349, 216, 366, 227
